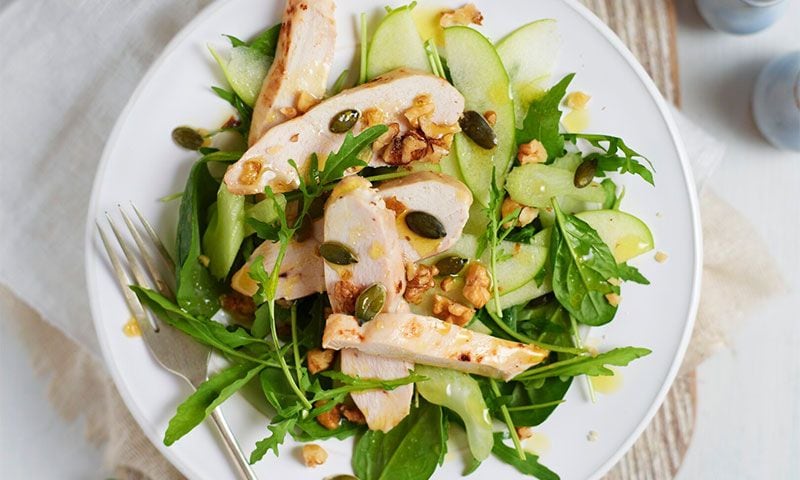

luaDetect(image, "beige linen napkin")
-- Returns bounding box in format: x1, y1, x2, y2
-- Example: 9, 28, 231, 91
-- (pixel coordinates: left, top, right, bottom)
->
0, 1, 783, 479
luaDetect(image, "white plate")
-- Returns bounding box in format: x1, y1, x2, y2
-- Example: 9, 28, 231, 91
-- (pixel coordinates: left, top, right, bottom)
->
85, 1, 701, 478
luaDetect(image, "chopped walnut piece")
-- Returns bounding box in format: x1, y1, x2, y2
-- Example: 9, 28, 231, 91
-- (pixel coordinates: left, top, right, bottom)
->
484, 110, 497, 126
296, 90, 320, 113
517, 139, 548, 164
419, 116, 461, 140
605, 292, 621, 307
654, 251, 669, 263
440, 3, 484, 27
404, 94, 436, 129
238, 160, 262, 185
340, 404, 367, 425
501, 197, 539, 229
404, 263, 439, 304
314, 401, 341, 430
565, 91, 591, 110
462, 263, 491, 308
432, 294, 475, 327
220, 292, 256, 319
384, 196, 407, 215
279, 106, 298, 119
332, 280, 361, 314
363, 107, 386, 127
440, 276, 456, 292
301, 444, 328, 467
372, 122, 400, 154
516, 426, 534, 440
400, 131, 430, 164
306, 348, 336, 374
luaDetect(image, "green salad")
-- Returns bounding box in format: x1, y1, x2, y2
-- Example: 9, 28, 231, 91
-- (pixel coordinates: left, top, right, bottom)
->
137, 1, 658, 478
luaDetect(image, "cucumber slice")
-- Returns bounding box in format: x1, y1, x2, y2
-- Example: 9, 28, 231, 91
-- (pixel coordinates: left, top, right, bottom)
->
366, 5, 431, 80
550, 152, 582, 171
444, 26, 515, 206
202, 184, 246, 279
209, 46, 272, 107
497, 19, 560, 124
506, 163, 606, 208
576, 210, 654, 262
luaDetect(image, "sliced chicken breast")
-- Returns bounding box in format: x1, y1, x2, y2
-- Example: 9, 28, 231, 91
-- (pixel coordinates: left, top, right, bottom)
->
378, 171, 473, 260
323, 176, 412, 432
323, 313, 549, 381
230, 218, 324, 299
225, 69, 465, 195
248, 0, 336, 146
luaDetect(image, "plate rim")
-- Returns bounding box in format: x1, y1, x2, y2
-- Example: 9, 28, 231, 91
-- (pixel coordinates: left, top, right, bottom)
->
83, 1, 703, 479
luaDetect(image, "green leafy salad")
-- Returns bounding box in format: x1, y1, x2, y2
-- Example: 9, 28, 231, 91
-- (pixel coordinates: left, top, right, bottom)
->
137, 1, 659, 478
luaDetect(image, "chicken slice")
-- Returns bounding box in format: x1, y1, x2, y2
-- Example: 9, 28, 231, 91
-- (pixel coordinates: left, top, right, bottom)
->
379, 171, 473, 260
225, 69, 465, 195
323, 176, 412, 432
248, 0, 336, 146
230, 218, 324, 299
323, 313, 549, 381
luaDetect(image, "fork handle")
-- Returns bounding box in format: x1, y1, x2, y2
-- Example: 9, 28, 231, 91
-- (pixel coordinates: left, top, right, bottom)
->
208, 408, 258, 480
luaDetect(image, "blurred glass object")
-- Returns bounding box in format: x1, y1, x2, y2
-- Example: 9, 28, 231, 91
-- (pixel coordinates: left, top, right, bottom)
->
696, 0, 788, 34
752, 51, 800, 152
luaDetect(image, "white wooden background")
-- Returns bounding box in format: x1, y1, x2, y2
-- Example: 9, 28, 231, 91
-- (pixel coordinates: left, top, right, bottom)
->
1, 1, 799, 478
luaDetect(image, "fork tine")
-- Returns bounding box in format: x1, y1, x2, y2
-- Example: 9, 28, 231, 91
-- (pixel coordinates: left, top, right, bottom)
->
119, 206, 174, 299
96, 222, 153, 333
131, 202, 175, 274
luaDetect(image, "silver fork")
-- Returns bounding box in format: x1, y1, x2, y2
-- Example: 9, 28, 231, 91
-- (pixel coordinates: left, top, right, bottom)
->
97, 203, 258, 480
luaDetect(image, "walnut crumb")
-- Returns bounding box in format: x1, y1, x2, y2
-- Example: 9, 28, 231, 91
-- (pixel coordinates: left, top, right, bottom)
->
517, 139, 548, 164
314, 401, 341, 430
220, 292, 256, 318
404, 94, 435, 129
289, 133, 299, 143
432, 294, 474, 327
440, 276, 456, 292
501, 197, 538, 229
384, 195, 407, 215
306, 348, 335, 374
462, 263, 492, 308
332, 280, 361, 314
605, 292, 621, 307
404, 263, 438, 304
198, 254, 210, 267
279, 106, 298, 119
238, 160, 262, 185
372, 122, 400, 154
587, 430, 599, 442
484, 110, 497, 126
301, 444, 328, 467
566, 91, 591, 110
440, 3, 484, 27
654, 251, 669, 263
516, 426, 534, 440
296, 90, 319, 113
340, 404, 367, 425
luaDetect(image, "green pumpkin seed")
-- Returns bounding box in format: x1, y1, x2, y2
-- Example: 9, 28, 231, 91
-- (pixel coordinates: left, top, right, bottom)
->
320, 242, 358, 265
459, 110, 497, 149
355, 283, 387, 323
329, 109, 360, 133
171, 126, 205, 150
435, 256, 468, 276
573, 158, 598, 188
405, 211, 447, 239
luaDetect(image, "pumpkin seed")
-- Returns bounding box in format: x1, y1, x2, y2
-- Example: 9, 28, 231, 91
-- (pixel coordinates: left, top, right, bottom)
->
355, 283, 387, 323
573, 158, 598, 188
459, 110, 497, 149
329, 109, 360, 133
435, 256, 468, 276
171, 126, 204, 150
405, 211, 447, 239
320, 242, 358, 265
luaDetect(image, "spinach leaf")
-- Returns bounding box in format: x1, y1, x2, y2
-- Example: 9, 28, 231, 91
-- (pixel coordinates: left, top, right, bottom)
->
175, 161, 222, 317
259, 368, 304, 418
164, 362, 264, 446
564, 133, 655, 185
517, 347, 651, 382
248, 23, 281, 57
516, 74, 574, 161
549, 200, 623, 326
250, 417, 296, 463
492, 433, 559, 480
353, 400, 446, 480
293, 415, 363, 441
212, 86, 253, 137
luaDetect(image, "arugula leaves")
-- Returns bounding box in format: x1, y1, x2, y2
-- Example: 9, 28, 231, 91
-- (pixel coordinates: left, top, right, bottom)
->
517, 74, 574, 161
353, 400, 447, 480
564, 133, 655, 185
164, 363, 264, 446
491, 433, 560, 480
549, 199, 648, 326
250, 417, 297, 463
175, 161, 222, 317
515, 347, 652, 382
